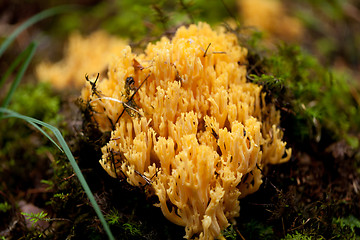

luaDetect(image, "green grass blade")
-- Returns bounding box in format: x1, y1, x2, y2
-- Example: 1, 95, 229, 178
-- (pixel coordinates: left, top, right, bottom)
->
0, 114, 63, 152
0, 44, 31, 90
1, 42, 37, 109
0, 5, 76, 58
27, 120, 64, 153
0, 108, 115, 240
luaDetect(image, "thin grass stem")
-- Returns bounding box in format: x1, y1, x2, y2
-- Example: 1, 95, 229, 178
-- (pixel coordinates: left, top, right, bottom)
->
0, 44, 32, 90
1, 42, 37, 110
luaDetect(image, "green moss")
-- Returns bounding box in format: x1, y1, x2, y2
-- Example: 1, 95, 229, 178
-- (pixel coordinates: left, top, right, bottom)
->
221, 225, 237, 240
105, 209, 122, 225
332, 215, 360, 239
282, 231, 316, 240
239, 219, 275, 240
248, 43, 360, 148
7, 81, 61, 125
280, 215, 360, 240
42, 153, 103, 239
0, 201, 11, 213
122, 222, 142, 236
0, 81, 63, 166
0, 81, 62, 192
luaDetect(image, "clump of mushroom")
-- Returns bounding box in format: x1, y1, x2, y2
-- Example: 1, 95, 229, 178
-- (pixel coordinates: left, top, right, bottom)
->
81, 22, 291, 239
238, 0, 303, 42
37, 30, 127, 89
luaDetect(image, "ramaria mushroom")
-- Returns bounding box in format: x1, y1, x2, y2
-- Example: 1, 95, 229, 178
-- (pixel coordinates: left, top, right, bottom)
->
37, 30, 127, 89
238, 0, 303, 42
81, 22, 291, 239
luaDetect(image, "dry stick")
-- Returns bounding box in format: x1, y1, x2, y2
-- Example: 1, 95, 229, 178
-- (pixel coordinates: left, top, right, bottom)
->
288, 218, 311, 232
256, 163, 281, 192
202, 42, 226, 57
90, 96, 140, 130
63, 173, 75, 181
109, 149, 119, 179
86, 73, 101, 97
211, 127, 219, 140
212, 51, 227, 54
203, 43, 211, 57
86, 73, 116, 128
134, 170, 153, 185
90, 97, 142, 115
282, 217, 286, 237
114, 74, 151, 126
134, 170, 157, 186
235, 227, 246, 240
107, 116, 115, 130
109, 149, 127, 179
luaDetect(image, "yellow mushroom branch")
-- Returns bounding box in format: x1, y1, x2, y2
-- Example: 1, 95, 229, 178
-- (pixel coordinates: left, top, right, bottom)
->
80, 23, 291, 239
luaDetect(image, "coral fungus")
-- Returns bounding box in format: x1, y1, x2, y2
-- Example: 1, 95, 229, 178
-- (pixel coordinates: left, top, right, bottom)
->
238, 0, 303, 42
81, 23, 291, 239
37, 30, 127, 89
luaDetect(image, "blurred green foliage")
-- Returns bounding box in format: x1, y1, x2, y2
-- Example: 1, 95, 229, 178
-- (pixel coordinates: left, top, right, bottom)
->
49, 0, 236, 41
293, 0, 360, 68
